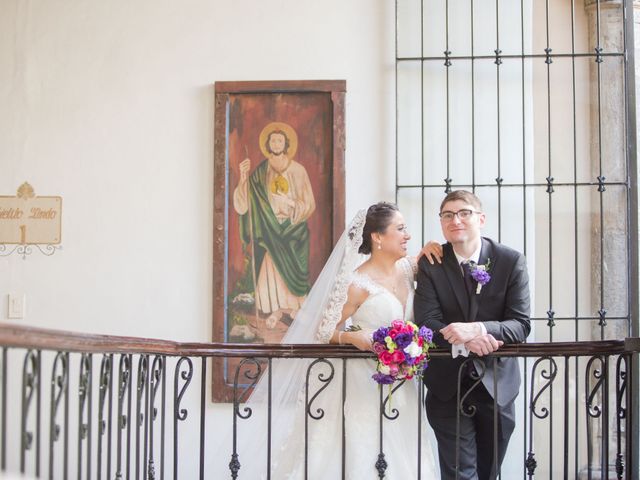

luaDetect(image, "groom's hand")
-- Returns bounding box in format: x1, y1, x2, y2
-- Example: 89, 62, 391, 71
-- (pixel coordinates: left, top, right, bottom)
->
464, 334, 503, 356
441, 322, 483, 344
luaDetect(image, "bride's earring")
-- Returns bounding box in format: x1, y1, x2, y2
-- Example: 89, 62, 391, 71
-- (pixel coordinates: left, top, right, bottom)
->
377, 242, 382, 250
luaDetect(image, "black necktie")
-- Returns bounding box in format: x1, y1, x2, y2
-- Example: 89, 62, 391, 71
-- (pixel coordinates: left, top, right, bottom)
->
461, 261, 475, 311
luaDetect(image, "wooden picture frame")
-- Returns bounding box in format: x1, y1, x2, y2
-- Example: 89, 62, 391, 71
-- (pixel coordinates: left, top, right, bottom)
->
212, 80, 346, 402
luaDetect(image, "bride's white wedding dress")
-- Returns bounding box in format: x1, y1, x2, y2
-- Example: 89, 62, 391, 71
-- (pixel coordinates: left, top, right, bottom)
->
235, 212, 437, 479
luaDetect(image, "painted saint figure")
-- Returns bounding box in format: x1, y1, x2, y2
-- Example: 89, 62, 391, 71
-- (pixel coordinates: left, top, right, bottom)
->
233, 122, 316, 330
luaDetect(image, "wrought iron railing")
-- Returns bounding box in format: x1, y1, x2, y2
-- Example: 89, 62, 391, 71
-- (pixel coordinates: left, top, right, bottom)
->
0, 323, 637, 479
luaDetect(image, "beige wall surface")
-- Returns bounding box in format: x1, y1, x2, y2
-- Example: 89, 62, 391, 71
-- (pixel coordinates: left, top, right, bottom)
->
0, 2, 397, 476
0, 0, 396, 339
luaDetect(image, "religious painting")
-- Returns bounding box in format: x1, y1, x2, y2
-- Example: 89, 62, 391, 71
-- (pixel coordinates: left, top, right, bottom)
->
213, 80, 346, 402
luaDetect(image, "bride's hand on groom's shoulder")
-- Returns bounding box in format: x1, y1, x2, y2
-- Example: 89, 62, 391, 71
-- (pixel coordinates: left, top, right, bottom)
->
418, 241, 443, 265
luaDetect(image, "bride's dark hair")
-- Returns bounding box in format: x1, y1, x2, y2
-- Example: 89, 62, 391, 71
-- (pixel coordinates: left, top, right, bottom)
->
359, 201, 400, 254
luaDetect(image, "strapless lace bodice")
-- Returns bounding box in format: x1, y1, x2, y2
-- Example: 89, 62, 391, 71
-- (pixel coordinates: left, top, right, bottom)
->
349, 257, 414, 329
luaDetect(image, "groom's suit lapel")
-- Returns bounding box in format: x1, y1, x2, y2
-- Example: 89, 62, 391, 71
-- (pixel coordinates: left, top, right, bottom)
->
443, 244, 469, 319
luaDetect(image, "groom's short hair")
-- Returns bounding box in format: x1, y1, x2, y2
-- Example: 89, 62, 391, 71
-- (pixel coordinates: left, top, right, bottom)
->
440, 190, 483, 212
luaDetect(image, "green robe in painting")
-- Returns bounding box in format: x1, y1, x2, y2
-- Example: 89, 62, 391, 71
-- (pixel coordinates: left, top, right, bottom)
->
240, 160, 311, 297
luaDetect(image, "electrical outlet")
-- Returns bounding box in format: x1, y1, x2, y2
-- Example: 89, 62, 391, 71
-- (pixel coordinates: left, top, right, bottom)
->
8, 293, 25, 319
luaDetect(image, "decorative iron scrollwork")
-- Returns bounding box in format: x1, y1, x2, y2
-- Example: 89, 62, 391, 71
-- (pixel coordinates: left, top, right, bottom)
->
173, 356, 194, 480
115, 354, 132, 480
147, 355, 164, 480
615, 353, 628, 480
529, 357, 557, 420
586, 356, 605, 419
382, 380, 406, 421
78, 354, 92, 440
20, 349, 39, 473
229, 357, 264, 480
232, 358, 263, 420
306, 358, 335, 421
174, 357, 193, 422
150, 356, 164, 421
98, 354, 112, 436
118, 355, 131, 428
136, 355, 149, 427
97, 354, 112, 480
458, 359, 486, 418
50, 352, 68, 443
526, 356, 557, 478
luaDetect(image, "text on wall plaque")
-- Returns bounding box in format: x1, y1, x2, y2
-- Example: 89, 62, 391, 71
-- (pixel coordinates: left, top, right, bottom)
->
0, 182, 62, 245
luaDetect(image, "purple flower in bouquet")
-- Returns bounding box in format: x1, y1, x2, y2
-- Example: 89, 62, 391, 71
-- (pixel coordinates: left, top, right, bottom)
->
419, 326, 433, 343
372, 373, 395, 385
394, 332, 413, 349
404, 354, 417, 366
372, 327, 389, 344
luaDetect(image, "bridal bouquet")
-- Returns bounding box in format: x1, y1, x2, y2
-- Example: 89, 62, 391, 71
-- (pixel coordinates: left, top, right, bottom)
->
371, 320, 435, 385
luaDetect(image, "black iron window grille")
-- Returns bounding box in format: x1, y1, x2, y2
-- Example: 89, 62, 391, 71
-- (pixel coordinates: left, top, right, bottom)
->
395, 0, 638, 477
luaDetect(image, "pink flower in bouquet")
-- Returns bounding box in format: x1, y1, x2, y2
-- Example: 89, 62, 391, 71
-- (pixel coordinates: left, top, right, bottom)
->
380, 351, 394, 365
390, 350, 406, 364
391, 320, 405, 330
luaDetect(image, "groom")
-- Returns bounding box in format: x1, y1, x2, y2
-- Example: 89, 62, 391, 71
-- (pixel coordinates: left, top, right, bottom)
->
414, 190, 531, 480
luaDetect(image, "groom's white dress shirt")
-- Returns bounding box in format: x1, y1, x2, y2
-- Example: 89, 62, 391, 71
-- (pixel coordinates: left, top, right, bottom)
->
451, 242, 487, 358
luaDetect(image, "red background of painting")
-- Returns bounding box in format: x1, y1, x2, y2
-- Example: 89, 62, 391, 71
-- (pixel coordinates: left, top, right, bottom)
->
226, 92, 334, 325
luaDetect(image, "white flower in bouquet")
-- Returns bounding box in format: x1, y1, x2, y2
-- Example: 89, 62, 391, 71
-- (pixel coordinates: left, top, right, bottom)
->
403, 341, 422, 358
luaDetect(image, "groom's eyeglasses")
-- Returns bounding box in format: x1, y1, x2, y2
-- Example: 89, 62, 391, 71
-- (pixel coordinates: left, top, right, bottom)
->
439, 209, 481, 222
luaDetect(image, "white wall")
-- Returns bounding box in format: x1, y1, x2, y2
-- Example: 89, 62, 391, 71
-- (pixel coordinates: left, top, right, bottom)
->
0, 2, 397, 477
0, 0, 396, 339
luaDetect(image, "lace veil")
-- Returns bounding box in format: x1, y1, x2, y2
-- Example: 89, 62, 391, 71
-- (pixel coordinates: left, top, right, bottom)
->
234, 210, 367, 478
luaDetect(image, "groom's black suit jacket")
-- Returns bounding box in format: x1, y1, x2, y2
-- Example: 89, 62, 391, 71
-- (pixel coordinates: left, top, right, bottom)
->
414, 237, 531, 409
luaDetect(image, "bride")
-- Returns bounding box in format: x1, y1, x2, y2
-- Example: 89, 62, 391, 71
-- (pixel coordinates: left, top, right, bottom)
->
234, 202, 439, 479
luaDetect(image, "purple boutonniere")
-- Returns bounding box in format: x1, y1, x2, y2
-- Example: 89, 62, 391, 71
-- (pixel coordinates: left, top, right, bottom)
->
469, 258, 491, 294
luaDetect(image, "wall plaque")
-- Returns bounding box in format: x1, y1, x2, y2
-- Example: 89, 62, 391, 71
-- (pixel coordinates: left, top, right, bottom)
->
0, 182, 62, 257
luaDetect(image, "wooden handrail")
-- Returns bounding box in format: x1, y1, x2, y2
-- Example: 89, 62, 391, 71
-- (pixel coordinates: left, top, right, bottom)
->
0, 323, 638, 358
